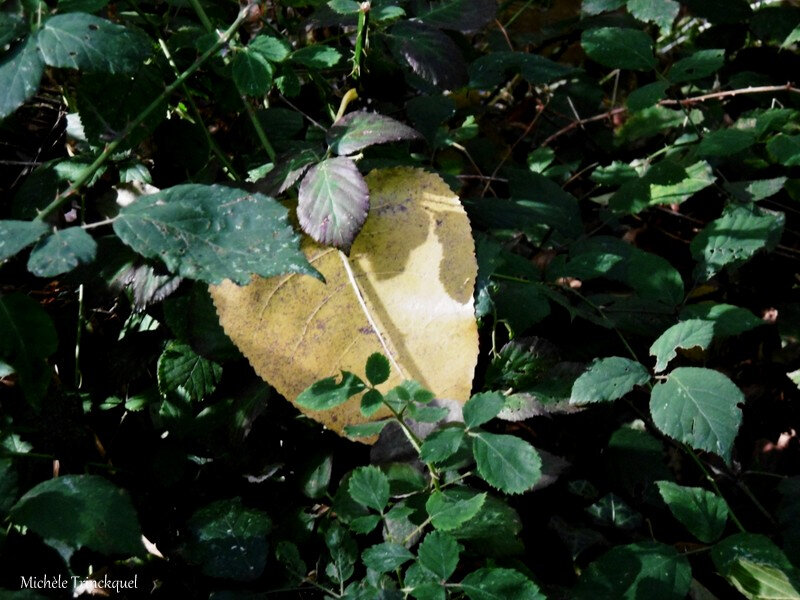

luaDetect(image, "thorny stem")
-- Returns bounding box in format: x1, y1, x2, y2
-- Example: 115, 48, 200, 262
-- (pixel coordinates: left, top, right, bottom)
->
541, 83, 800, 147
34, 10, 248, 222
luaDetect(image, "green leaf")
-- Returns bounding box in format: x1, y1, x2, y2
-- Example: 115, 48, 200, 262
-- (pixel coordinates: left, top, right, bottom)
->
384, 463, 427, 495
583, 0, 625, 14
26, 227, 97, 277
362, 542, 414, 572
419, 427, 466, 463
297, 156, 369, 251
581, 27, 656, 71
360, 388, 384, 416
468, 52, 574, 89
697, 129, 756, 157
291, 44, 341, 68
0, 293, 57, 406
249, 34, 292, 62
574, 541, 691, 600
679, 303, 763, 338
649, 367, 744, 461
783, 24, 800, 48
324, 522, 358, 583
232, 47, 274, 96
328, 0, 360, 14
712, 533, 800, 600
374, 5, 405, 20
255, 147, 320, 196
344, 420, 391, 438
627, 0, 679, 31
460, 568, 546, 600
0, 220, 49, 262
426, 490, 486, 531
415, 0, 496, 32
301, 454, 332, 499
656, 480, 728, 543
648, 161, 715, 207
348, 465, 390, 512
114, 184, 315, 285
0, 36, 44, 120
388, 21, 467, 89
668, 49, 725, 83
586, 493, 643, 529
365, 353, 391, 386
36, 13, 149, 73
463, 392, 505, 428
570, 357, 650, 404
186, 497, 271, 581
690, 205, 785, 280
276, 540, 307, 581
472, 431, 541, 494
296, 371, 366, 410
0, 12, 26, 47
57, 0, 110, 12
157, 340, 222, 401
10, 474, 143, 555
327, 111, 421, 156
627, 81, 668, 111
418, 531, 461, 581
649, 319, 715, 373
767, 134, 800, 166
725, 177, 787, 203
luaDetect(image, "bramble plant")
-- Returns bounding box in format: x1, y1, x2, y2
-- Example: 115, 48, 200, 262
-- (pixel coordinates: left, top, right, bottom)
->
1, 0, 800, 598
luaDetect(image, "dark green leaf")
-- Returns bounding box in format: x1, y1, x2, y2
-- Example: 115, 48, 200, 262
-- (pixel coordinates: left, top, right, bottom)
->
668, 49, 725, 83
0, 220, 49, 262
767, 134, 800, 166
297, 156, 369, 251
232, 48, 274, 96
359, 388, 384, 416
472, 432, 541, 494
0, 36, 44, 120
581, 27, 656, 71
157, 340, 222, 401
649, 367, 744, 461
649, 319, 715, 372
682, 0, 752, 24
469, 52, 574, 89
712, 533, 800, 599
574, 542, 691, 600
57, 0, 110, 12
327, 111, 421, 156
691, 205, 785, 280
627, 81, 668, 111
348, 465, 390, 512
570, 357, 650, 404
114, 184, 315, 285
364, 353, 391, 386
656, 480, 728, 543
291, 44, 341, 68
276, 540, 307, 581
26, 227, 97, 277
388, 21, 467, 89
586, 493, 643, 529
301, 454, 333, 499
627, 0, 679, 30
362, 542, 414, 572
463, 392, 505, 428
426, 490, 486, 531
0, 12, 26, 47
696, 129, 756, 157
186, 497, 271, 581
249, 34, 291, 62
0, 459, 18, 517
679, 303, 763, 338
296, 372, 366, 410
648, 161, 715, 208
255, 147, 320, 196
419, 427, 465, 463
415, 0, 495, 32
418, 531, 461, 581
10, 474, 143, 555
324, 522, 358, 583
36, 13, 149, 73
460, 568, 545, 600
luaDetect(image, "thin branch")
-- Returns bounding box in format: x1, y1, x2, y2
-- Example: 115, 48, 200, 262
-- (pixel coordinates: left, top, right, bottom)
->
542, 83, 800, 147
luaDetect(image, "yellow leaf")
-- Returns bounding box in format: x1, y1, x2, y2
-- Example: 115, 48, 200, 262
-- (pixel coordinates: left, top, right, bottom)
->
209, 167, 479, 439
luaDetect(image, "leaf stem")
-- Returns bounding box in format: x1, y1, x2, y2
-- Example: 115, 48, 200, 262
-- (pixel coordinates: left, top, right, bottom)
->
242, 96, 277, 162
34, 10, 248, 222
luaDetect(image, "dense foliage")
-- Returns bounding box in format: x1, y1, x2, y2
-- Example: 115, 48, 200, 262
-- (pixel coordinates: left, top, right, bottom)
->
1, 0, 800, 598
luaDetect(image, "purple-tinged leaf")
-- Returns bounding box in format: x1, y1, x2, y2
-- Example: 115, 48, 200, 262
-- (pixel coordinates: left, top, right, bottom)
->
254, 147, 321, 196
388, 21, 467, 89
414, 0, 496, 32
297, 157, 369, 251
327, 111, 421, 156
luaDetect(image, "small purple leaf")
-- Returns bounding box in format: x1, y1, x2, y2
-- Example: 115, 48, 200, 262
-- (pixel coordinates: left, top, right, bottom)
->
327, 111, 421, 156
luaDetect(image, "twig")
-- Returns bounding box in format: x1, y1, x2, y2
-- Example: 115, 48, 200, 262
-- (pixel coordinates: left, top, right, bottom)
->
542, 83, 800, 147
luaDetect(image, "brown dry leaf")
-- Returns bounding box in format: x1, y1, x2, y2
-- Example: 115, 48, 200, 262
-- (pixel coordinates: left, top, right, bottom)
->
209, 167, 479, 439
